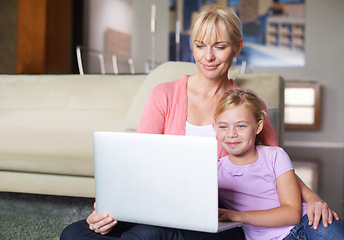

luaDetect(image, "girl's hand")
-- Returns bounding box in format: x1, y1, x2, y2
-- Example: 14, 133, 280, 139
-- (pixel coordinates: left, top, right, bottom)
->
306, 197, 340, 229
218, 208, 241, 222
86, 202, 118, 235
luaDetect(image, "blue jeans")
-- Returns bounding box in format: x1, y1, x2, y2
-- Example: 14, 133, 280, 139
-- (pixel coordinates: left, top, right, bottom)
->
284, 214, 344, 240
60, 219, 245, 240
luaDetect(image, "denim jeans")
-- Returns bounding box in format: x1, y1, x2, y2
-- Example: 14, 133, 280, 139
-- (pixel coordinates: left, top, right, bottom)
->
60, 219, 245, 240
284, 214, 344, 240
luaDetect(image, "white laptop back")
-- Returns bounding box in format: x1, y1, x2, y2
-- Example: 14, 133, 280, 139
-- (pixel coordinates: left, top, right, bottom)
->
93, 131, 241, 233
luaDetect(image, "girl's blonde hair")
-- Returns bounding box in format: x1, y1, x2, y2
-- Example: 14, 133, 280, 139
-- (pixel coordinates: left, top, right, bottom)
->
190, 5, 242, 49
214, 88, 267, 145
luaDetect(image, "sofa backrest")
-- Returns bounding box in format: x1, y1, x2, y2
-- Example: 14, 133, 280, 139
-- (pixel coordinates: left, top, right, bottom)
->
0, 74, 146, 173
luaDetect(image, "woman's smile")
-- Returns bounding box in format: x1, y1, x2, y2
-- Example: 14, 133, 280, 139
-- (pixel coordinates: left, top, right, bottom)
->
202, 63, 219, 70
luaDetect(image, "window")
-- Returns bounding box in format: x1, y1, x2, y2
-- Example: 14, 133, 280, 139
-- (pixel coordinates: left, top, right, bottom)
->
284, 81, 321, 130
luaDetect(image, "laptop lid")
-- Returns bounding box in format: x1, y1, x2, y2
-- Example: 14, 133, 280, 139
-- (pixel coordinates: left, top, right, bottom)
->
93, 131, 241, 233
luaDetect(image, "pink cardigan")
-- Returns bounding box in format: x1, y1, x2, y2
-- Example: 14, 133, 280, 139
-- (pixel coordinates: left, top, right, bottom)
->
137, 75, 278, 158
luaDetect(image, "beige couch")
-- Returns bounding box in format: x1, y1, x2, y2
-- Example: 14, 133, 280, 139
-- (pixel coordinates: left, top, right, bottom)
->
0, 61, 284, 198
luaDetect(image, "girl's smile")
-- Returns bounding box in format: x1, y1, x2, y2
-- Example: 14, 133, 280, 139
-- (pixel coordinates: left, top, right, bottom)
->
213, 105, 263, 165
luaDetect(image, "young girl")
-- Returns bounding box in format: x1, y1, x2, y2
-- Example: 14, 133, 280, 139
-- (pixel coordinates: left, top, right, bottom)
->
214, 88, 344, 240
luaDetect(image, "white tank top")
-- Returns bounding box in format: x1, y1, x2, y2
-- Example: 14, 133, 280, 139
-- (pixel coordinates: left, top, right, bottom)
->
185, 121, 216, 138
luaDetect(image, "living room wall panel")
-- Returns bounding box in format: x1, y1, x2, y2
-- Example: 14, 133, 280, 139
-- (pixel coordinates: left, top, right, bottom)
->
16, 0, 72, 74
0, 0, 18, 74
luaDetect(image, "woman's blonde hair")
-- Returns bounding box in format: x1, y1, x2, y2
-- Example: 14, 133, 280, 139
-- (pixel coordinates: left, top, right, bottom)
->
190, 5, 242, 48
214, 89, 266, 145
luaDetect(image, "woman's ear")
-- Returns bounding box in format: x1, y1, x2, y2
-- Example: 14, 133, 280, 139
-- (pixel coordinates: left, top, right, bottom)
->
234, 39, 244, 57
256, 120, 263, 135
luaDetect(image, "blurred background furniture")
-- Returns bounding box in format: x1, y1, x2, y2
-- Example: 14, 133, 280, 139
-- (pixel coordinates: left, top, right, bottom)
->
76, 45, 136, 75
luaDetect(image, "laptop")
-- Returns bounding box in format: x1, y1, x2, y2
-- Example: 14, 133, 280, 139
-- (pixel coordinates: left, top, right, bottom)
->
93, 131, 242, 233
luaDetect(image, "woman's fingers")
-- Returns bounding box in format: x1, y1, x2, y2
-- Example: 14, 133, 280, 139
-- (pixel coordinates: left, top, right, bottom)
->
85, 201, 117, 235
307, 200, 340, 229
95, 219, 118, 235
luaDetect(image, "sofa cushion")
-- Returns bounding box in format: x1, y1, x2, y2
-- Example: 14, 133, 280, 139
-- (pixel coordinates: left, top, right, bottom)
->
0, 74, 145, 176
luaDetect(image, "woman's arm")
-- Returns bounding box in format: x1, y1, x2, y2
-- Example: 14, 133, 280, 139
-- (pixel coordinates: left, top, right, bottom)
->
297, 175, 339, 229
219, 170, 302, 227
137, 87, 166, 134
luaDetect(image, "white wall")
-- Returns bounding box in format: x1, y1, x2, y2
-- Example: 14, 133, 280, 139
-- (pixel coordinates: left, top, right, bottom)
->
86, 0, 133, 52
250, 0, 344, 148
132, 0, 169, 73
85, 0, 168, 73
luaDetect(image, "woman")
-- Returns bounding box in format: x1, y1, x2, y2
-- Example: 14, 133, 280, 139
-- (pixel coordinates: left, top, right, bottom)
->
61, 5, 338, 239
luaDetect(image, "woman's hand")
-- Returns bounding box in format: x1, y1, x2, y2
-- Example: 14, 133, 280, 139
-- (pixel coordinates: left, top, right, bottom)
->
306, 196, 340, 229
86, 202, 117, 235
296, 175, 340, 229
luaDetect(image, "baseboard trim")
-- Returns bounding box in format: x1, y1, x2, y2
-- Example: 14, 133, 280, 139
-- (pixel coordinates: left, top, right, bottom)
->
284, 141, 344, 149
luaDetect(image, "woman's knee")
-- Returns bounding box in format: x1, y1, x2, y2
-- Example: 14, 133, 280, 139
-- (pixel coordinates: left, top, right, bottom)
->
60, 219, 91, 240
121, 225, 168, 240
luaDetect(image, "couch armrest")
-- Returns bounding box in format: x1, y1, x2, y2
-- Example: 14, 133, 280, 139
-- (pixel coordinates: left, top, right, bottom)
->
267, 106, 280, 145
